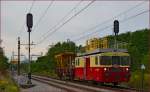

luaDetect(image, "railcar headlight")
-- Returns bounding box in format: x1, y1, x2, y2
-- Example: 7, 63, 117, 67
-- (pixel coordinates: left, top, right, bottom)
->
126, 68, 129, 71
104, 68, 107, 71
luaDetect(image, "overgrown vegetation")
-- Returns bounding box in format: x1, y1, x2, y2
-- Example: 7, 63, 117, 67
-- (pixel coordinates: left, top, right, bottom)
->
0, 47, 19, 92
0, 47, 9, 72
0, 73, 19, 92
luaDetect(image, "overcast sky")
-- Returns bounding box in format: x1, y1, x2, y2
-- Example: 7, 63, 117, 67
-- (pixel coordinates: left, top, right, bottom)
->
1, 0, 149, 61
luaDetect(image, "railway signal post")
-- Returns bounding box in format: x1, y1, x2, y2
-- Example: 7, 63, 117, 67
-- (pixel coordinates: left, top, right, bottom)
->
26, 13, 33, 84
17, 37, 20, 76
114, 20, 119, 50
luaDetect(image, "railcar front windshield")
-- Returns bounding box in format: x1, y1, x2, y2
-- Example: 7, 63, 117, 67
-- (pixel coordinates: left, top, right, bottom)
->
112, 56, 120, 65
101, 56, 112, 65
120, 56, 130, 65
100, 56, 130, 66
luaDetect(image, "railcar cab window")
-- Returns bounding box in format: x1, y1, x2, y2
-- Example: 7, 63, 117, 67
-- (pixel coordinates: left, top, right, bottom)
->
112, 56, 120, 65
95, 56, 98, 65
99, 56, 130, 66
120, 56, 130, 66
77, 58, 79, 66
75, 58, 80, 66
100, 56, 111, 65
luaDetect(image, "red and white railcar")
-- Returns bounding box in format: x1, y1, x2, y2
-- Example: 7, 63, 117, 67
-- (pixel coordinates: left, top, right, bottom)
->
74, 49, 131, 85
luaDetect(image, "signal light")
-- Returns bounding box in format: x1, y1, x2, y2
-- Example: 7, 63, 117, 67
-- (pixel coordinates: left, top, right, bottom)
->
114, 20, 119, 34
27, 13, 33, 30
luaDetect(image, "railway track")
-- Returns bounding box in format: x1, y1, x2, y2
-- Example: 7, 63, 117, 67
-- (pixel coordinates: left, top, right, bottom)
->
32, 75, 138, 92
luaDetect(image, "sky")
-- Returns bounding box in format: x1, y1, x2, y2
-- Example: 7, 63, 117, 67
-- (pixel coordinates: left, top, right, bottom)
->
1, 0, 149, 61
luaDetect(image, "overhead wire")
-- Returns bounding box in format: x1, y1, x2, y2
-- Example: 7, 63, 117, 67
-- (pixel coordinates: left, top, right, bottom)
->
72, 9, 149, 42
36, 0, 95, 45
70, 1, 146, 39
32, 0, 54, 32
29, 0, 36, 13
37, 0, 83, 39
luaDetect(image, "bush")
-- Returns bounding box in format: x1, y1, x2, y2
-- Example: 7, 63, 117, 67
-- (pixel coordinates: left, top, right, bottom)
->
127, 71, 150, 92
0, 73, 19, 92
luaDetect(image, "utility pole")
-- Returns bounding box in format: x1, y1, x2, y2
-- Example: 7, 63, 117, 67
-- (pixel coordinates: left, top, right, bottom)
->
12, 51, 15, 71
17, 37, 20, 75
11, 52, 25, 73
16, 37, 35, 76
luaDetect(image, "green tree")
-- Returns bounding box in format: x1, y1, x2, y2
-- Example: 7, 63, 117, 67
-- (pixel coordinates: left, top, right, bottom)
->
0, 47, 9, 72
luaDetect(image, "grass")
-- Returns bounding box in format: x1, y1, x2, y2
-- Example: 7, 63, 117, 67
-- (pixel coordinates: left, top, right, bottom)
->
125, 71, 150, 92
0, 71, 19, 92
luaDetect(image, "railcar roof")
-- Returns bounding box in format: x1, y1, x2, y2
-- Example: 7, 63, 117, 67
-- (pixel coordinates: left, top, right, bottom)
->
100, 52, 129, 56
77, 48, 128, 57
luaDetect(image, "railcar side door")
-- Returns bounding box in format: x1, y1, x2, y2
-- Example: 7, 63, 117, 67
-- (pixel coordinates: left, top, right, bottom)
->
85, 57, 91, 80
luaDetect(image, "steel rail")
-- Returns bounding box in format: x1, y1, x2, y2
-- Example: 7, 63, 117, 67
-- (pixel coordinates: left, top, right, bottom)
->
32, 75, 138, 92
